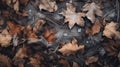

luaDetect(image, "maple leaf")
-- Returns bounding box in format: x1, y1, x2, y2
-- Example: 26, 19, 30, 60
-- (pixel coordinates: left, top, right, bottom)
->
39, 0, 58, 12
61, 3, 85, 29
0, 29, 12, 47
82, 2, 103, 23
103, 22, 120, 39
58, 38, 84, 55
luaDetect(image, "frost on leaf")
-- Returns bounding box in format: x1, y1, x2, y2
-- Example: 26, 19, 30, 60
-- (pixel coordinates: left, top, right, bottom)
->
82, 2, 103, 23
39, 0, 58, 12
103, 22, 120, 39
61, 3, 85, 29
58, 38, 84, 55
0, 29, 12, 47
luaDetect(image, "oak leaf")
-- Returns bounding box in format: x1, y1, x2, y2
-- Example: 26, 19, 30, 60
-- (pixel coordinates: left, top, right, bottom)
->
61, 3, 85, 29
82, 2, 103, 23
39, 0, 58, 12
103, 22, 120, 39
0, 29, 12, 47
58, 38, 84, 55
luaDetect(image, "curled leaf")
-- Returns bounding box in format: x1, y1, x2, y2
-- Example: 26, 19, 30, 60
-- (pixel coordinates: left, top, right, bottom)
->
58, 38, 84, 55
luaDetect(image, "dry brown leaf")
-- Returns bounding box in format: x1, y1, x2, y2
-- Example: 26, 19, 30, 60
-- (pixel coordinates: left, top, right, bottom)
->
0, 54, 12, 67
103, 22, 120, 39
5, 0, 12, 6
61, 3, 85, 29
25, 25, 38, 41
39, 0, 57, 12
59, 59, 70, 67
82, 2, 103, 23
0, 29, 12, 47
43, 28, 56, 44
73, 62, 79, 67
91, 19, 101, 35
8, 21, 24, 36
33, 20, 46, 33
13, 0, 19, 11
118, 52, 120, 61
14, 46, 31, 60
85, 19, 101, 35
20, 0, 29, 6
58, 38, 84, 55
85, 56, 98, 65
29, 58, 40, 67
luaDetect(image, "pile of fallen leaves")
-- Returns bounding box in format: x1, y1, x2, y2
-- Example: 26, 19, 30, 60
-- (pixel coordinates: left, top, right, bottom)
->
0, 0, 120, 67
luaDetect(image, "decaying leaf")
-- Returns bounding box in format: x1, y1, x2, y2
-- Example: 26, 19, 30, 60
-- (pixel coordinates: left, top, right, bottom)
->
58, 38, 84, 55
85, 56, 98, 65
103, 22, 120, 39
73, 62, 79, 67
14, 46, 32, 60
33, 20, 46, 33
0, 54, 12, 67
23, 25, 38, 42
82, 2, 103, 23
19, 0, 29, 6
29, 58, 41, 67
91, 19, 101, 35
61, 3, 85, 29
8, 21, 24, 36
0, 29, 12, 47
39, 0, 58, 12
43, 28, 56, 44
59, 58, 70, 67
118, 52, 120, 61
86, 19, 101, 35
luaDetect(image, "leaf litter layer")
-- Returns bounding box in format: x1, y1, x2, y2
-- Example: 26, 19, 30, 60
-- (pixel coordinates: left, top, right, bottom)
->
0, 0, 120, 67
